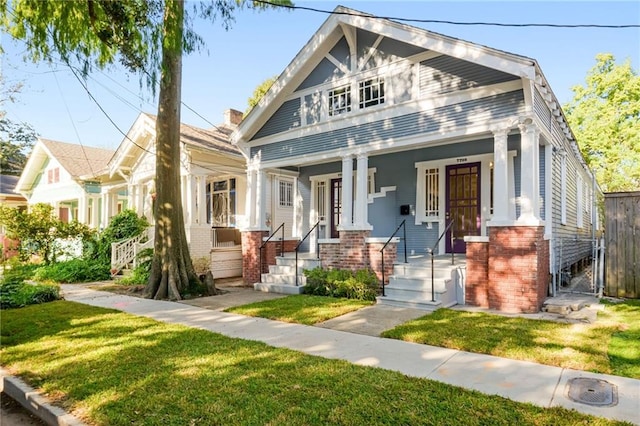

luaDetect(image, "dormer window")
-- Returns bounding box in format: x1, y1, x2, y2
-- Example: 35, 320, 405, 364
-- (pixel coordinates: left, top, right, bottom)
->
328, 85, 351, 116
359, 77, 385, 108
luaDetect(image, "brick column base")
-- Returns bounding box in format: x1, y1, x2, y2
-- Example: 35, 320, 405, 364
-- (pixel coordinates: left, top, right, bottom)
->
241, 230, 268, 284
488, 226, 549, 313
465, 240, 489, 307
338, 230, 370, 271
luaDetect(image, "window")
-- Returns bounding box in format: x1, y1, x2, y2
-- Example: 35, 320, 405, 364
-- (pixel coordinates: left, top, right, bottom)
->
359, 77, 385, 108
577, 175, 583, 228
47, 167, 60, 184
560, 153, 567, 225
328, 85, 351, 116
278, 179, 293, 208
207, 178, 236, 227
316, 181, 327, 223
424, 168, 439, 217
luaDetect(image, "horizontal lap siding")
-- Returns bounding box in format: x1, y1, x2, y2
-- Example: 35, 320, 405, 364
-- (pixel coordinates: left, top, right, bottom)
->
251, 91, 525, 161
253, 99, 301, 140
419, 56, 519, 97
534, 89, 552, 133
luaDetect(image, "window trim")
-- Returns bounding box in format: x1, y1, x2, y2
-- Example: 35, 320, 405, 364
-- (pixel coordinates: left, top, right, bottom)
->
577, 174, 583, 228
358, 76, 385, 109
560, 152, 567, 225
277, 178, 294, 208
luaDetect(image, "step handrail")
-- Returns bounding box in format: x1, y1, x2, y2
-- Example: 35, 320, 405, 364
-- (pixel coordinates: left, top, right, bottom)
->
258, 223, 285, 283
427, 219, 455, 302
379, 219, 407, 296
294, 220, 320, 286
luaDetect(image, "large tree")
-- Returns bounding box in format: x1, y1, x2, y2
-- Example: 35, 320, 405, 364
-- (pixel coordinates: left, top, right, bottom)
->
1, 80, 37, 175
1, 0, 289, 299
564, 53, 640, 192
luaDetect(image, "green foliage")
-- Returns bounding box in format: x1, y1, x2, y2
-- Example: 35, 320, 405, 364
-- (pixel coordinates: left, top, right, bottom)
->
92, 209, 149, 264
119, 248, 153, 285
564, 53, 640, 191
0, 203, 95, 263
303, 267, 379, 301
245, 75, 277, 115
0, 276, 60, 309
33, 259, 111, 283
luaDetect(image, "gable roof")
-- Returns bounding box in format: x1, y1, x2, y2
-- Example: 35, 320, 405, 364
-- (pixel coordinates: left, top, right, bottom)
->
15, 138, 115, 194
40, 138, 114, 178
108, 112, 242, 177
233, 5, 539, 144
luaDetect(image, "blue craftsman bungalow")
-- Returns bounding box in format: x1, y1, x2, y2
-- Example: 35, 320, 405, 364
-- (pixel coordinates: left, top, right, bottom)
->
232, 7, 599, 313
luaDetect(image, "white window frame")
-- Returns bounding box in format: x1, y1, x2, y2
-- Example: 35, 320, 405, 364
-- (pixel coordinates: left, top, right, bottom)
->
207, 177, 237, 227
560, 153, 567, 225
328, 84, 352, 117
358, 76, 385, 109
577, 174, 583, 228
278, 179, 294, 208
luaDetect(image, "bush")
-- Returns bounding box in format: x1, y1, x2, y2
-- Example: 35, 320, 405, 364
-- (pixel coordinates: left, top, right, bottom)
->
303, 267, 379, 301
119, 248, 153, 285
33, 258, 111, 283
91, 210, 149, 264
0, 278, 60, 309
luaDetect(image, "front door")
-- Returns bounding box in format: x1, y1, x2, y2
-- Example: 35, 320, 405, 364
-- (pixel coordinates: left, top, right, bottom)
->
446, 163, 481, 253
330, 178, 342, 238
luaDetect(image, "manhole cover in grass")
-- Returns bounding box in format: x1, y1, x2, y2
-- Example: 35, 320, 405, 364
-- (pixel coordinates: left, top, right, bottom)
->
567, 377, 618, 406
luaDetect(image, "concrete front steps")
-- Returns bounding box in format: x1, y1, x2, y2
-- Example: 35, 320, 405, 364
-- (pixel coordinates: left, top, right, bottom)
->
253, 253, 321, 295
377, 256, 466, 311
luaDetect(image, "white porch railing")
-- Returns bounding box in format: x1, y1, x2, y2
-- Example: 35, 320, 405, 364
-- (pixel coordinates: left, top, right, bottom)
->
110, 227, 154, 276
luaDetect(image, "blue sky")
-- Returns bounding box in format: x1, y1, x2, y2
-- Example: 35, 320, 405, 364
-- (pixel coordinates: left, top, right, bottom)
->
2, 1, 639, 151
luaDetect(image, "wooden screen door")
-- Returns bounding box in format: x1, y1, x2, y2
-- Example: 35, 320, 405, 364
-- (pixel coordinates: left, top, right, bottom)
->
330, 178, 342, 238
445, 163, 481, 253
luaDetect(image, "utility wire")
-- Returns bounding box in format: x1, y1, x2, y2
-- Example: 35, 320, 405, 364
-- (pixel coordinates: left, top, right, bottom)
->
254, 0, 640, 29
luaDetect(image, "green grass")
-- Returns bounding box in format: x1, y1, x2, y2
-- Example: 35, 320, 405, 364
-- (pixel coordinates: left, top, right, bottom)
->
225, 294, 374, 325
382, 300, 640, 379
0, 301, 628, 426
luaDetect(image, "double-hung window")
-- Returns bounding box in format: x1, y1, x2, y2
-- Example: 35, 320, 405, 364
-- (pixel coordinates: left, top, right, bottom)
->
359, 77, 385, 109
328, 85, 351, 116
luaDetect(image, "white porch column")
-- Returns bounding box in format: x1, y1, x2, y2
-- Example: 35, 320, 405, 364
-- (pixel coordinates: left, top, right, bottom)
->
101, 192, 110, 227
490, 128, 510, 223
127, 184, 135, 209
245, 168, 256, 229
185, 175, 197, 226
197, 176, 207, 225
518, 121, 542, 223
135, 184, 144, 216
340, 155, 353, 229
256, 169, 267, 229
354, 153, 370, 229
293, 176, 302, 238
77, 194, 87, 224
91, 196, 100, 228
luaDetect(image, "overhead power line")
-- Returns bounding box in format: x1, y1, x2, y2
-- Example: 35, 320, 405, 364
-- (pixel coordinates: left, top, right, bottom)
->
254, 0, 640, 29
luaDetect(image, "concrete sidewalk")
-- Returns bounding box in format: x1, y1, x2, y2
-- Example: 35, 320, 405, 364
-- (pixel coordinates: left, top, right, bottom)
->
56, 285, 639, 425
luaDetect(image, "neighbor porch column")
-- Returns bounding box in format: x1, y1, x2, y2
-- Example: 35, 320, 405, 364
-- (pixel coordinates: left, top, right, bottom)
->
340, 155, 353, 229
197, 176, 207, 225
91, 196, 100, 228
354, 153, 370, 229
101, 192, 110, 227
77, 194, 87, 224
185, 175, 197, 226
491, 128, 510, 223
518, 121, 541, 223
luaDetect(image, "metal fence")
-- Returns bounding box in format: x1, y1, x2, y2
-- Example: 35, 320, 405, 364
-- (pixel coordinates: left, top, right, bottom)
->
553, 237, 605, 297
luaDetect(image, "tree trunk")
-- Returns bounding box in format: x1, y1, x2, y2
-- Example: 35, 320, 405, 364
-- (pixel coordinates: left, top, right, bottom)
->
144, 0, 199, 300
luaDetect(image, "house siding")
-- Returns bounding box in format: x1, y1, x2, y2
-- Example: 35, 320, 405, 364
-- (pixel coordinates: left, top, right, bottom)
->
253, 98, 301, 140
251, 90, 525, 160
297, 136, 521, 257
534, 88, 552, 133
419, 56, 519, 97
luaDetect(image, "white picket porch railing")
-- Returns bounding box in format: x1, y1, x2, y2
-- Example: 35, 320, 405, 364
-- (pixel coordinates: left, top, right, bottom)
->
110, 227, 154, 276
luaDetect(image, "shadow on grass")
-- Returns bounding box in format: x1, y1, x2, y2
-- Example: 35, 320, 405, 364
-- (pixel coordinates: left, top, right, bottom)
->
0, 301, 624, 425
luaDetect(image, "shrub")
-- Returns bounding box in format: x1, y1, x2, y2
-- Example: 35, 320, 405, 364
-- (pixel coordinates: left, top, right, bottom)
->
91, 210, 149, 264
303, 267, 379, 301
119, 248, 153, 285
33, 258, 111, 283
0, 278, 60, 309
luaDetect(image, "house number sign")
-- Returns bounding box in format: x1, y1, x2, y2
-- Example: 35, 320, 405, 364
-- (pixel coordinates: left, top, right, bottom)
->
456, 158, 468, 163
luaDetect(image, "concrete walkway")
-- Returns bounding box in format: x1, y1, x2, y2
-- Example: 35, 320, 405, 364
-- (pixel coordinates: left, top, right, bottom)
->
5, 284, 639, 425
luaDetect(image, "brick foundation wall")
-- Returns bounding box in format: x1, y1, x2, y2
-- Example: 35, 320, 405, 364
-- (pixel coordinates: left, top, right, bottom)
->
465, 240, 489, 307
488, 226, 549, 313
319, 241, 341, 269
367, 242, 396, 283
339, 231, 370, 271
241, 231, 268, 284
263, 239, 299, 271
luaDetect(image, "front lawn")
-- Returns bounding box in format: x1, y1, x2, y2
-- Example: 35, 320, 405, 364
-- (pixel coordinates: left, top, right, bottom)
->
225, 294, 373, 325
381, 300, 640, 379
0, 301, 626, 426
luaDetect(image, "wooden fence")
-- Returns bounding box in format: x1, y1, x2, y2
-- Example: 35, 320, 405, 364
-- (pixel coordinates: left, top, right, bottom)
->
604, 191, 640, 298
